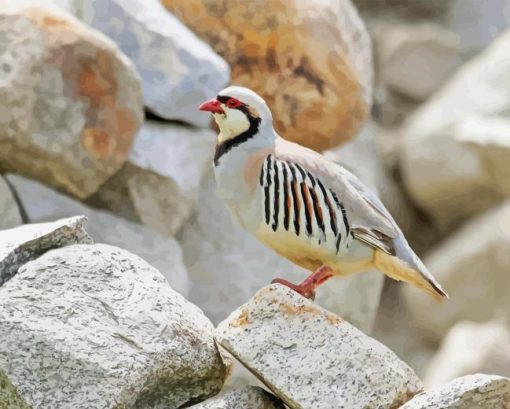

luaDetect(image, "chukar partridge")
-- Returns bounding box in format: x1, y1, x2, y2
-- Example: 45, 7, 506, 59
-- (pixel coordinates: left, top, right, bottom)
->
199, 86, 447, 301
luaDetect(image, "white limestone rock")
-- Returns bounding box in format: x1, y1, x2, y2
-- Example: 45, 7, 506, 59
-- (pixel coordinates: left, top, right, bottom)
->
0, 176, 22, 230
401, 200, 510, 341
0, 216, 92, 286
400, 374, 510, 409
0, 243, 226, 408
189, 386, 285, 409
216, 284, 423, 409
78, 0, 229, 127
6, 174, 189, 296
0, 1, 143, 199
400, 30, 510, 229
424, 320, 510, 387
91, 121, 215, 236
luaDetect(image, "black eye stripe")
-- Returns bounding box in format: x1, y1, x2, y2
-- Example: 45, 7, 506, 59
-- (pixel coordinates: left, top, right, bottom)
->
217, 95, 247, 109
217, 95, 230, 104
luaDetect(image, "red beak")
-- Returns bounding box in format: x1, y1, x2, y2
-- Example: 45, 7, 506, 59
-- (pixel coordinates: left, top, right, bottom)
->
199, 98, 224, 114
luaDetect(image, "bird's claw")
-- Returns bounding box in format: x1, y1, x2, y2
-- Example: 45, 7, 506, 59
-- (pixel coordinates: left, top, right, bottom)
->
271, 277, 316, 300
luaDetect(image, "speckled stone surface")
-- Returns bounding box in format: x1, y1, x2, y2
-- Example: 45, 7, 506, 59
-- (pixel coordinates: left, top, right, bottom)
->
78, 0, 229, 127
400, 374, 510, 408
0, 176, 22, 231
7, 173, 190, 296
0, 215, 92, 286
189, 386, 285, 409
0, 1, 143, 199
90, 121, 216, 236
0, 244, 227, 409
216, 284, 423, 409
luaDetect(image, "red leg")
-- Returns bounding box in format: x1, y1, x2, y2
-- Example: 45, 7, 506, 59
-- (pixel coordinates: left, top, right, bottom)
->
271, 266, 334, 300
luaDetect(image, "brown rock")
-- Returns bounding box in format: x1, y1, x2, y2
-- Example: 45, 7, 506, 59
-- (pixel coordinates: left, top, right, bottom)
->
163, 0, 372, 151
0, 2, 143, 199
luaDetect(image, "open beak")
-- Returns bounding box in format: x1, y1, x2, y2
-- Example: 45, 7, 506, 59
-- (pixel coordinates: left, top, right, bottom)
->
199, 98, 224, 114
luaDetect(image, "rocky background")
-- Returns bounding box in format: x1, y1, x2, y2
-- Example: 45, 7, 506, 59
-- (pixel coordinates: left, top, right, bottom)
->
1, 0, 510, 408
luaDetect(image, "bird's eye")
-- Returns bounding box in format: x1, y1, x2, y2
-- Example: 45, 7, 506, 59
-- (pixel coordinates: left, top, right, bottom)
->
227, 98, 242, 108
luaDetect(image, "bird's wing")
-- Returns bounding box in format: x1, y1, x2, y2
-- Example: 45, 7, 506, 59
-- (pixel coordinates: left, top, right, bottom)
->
275, 138, 398, 255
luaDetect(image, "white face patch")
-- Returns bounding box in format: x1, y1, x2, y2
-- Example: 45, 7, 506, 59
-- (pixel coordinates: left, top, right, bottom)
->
214, 106, 251, 143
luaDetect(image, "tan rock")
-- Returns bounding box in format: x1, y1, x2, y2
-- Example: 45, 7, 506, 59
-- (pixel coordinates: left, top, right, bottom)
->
90, 121, 215, 236
400, 31, 510, 229
0, 1, 143, 199
424, 320, 510, 388
163, 0, 372, 151
402, 200, 510, 341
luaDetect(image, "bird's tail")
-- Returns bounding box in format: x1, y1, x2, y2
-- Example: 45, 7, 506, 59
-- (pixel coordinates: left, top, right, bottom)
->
373, 249, 448, 302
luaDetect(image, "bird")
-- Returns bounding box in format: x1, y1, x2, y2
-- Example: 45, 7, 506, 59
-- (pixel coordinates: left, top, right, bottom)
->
199, 86, 448, 301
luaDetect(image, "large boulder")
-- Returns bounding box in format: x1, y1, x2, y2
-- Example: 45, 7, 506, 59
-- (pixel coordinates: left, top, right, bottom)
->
424, 320, 510, 387
89, 121, 215, 236
6, 174, 189, 296
0, 176, 22, 230
401, 200, 510, 341
0, 216, 92, 285
400, 30, 510, 230
78, 0, 229, 127
189, 386, 285, 409
400, 374, 510, 409
164, 0, 372, 151
216, 284, 423, 409
0, 243, 226, 408
0, 1, 143, 199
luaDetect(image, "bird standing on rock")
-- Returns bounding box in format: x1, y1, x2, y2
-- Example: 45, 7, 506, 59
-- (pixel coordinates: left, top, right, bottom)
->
199, 86, 448, 301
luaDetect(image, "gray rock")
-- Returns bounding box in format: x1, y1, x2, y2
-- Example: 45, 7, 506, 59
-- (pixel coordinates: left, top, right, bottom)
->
90, 121, 215, 236
400, 30, 510, 230
0, 1, 143, 199
0, 215, 92, 285
189, 386, 285, 409
6, 174, 189, 296
0, 176, 22, 230
424, 321, 510, 388
400, 374, 510, 409
78, 0, 229, 127
216, 284, 423, 409
0, 243, 227, 408
401, 200, 510, 341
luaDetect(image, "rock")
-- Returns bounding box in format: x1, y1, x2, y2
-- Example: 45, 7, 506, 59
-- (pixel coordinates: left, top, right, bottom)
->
189, 386, 285, 409
400, 374, 510, 409
0, 243, 226, 408
0, 176, 22, 230
78, 0, 229, 127
0, 215, 92, 286
0, 1, 143, 199
400, 31, 510, 229
373, 22, 462, 100
424, 320, 510, 387
216, 284, 423, 409
401, 200, 510, 341
164, 0, 372, 151
6, 174, 189, 296
89, 121, 216, 236
178, 171, 382, 334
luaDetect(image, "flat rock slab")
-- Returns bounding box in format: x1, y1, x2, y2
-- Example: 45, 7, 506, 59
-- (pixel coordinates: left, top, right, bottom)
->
0, 216, 92, 286
0, 176, 22, 230
0, 243, 226, 408
216, 284, 423, 409
400, 374, 510, 408
79, 0, 229, 127
189, 386, 285, 409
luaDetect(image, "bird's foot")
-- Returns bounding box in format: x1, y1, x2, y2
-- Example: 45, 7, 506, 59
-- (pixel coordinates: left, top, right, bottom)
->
271, 277, 317, 299
271, 266, 334, 300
